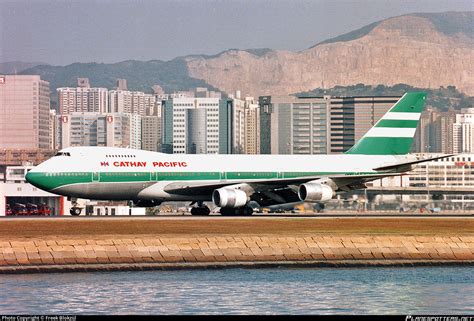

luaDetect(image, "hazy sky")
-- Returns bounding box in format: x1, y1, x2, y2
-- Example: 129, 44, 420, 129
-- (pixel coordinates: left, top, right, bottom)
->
0, 0, 472, 65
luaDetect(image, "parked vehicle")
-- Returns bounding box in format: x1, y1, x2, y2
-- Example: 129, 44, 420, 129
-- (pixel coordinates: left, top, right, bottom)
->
27, 203, 39, 215
12, 203, 28, 215
38, 204, 52, 216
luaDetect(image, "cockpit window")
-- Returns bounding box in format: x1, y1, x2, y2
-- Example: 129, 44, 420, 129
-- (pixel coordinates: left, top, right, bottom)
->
55, 152, 71, 157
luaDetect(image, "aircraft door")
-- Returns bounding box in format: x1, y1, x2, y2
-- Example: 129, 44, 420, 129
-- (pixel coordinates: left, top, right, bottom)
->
92, 172, 99, 181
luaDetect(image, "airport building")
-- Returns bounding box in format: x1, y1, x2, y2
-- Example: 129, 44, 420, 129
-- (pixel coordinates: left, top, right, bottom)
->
0, 165, 66, 216
371, 153, 474, 209
0, 150, 64, 216
0, 75, 51, 149
58, 112, 142, 149
259, 95, 399, 154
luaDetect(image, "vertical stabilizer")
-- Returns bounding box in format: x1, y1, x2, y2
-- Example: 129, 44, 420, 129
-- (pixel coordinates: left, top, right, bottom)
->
345, 92, 426, 155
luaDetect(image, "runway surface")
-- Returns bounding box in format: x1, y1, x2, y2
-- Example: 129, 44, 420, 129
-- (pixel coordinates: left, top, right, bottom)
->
1, 216, 473, 238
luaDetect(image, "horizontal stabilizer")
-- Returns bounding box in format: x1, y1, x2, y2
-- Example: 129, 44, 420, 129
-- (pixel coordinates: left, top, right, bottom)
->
373, 154, 455, 172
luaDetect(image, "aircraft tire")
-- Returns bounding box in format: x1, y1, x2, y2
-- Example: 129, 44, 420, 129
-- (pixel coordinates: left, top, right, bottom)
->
191, 206, 210, 216
70, 207, 82, 216
220, 206, 254, 216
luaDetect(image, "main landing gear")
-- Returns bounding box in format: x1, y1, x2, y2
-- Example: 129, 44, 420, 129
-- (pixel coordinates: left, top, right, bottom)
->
69, 198, 82, 216
190, 201, 211, 216
220, 206, 253, 216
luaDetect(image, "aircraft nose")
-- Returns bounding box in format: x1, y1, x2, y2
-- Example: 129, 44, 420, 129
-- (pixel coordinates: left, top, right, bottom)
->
25, 170, 49, 191
25, 170, 38, 186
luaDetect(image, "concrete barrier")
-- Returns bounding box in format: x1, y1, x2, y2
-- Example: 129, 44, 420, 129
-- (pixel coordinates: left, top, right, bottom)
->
1, 234, 473, 273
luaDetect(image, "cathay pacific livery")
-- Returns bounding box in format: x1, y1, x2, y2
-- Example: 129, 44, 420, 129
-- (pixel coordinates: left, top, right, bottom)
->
26, 92, 451, 215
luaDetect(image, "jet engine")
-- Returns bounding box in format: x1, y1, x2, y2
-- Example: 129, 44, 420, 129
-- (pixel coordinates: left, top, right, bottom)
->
212, 188, 248, 208
298, 181, 335, 202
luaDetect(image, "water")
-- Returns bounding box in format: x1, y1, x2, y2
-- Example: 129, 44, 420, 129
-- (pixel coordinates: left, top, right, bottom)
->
0, 267, 472, 315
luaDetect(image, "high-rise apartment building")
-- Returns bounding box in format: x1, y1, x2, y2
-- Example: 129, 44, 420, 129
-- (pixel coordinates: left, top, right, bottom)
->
77, 78, 90, 88
0, 75, 51, 149
141, 116, 162, 152
434, 110, 457, 153
414, 108, 436, 153
259, 96, 330, 154
57, 87, 108, 114
259, 95, 400, 154
109, 90, 156, 116
58, 113, 141, 149
244, 97, 260, 155
453, 108, 474, 153
49, 109, 59, 150
228, 96, 246, 154
161, 97, 233, 154
115, 79, 127, 90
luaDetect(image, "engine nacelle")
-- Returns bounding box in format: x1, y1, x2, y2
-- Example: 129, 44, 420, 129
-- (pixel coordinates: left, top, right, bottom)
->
298, 182, 335, 202
212, 188, 248, 208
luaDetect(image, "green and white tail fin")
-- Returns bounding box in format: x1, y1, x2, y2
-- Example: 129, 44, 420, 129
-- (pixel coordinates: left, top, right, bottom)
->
345, 92, 426, 155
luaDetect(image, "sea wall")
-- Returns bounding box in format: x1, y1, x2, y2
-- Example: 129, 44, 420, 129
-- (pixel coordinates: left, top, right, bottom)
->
1, 234, 473, 273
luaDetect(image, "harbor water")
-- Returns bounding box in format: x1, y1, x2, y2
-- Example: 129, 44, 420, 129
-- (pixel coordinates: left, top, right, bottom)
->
0, 266, 473, 314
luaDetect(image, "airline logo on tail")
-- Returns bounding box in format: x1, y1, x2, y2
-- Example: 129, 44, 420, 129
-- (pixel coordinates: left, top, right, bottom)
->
346, 92, 426, 155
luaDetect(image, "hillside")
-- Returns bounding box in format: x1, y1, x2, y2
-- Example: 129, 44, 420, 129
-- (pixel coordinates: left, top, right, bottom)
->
0, 61, 47, 74
21, 59, 218, 96
297, 84, 474, 111
16, 11, 473, 101
186, 11, 473, 97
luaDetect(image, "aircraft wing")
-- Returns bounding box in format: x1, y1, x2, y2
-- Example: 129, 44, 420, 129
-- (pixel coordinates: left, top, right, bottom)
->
162, 172, 403, 196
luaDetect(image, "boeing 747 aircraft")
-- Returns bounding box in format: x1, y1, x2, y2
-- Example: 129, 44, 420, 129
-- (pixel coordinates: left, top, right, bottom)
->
26, 92, 451, 215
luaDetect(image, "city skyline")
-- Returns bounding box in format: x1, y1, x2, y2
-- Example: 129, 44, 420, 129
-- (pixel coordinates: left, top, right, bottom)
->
0, 0, 472, 65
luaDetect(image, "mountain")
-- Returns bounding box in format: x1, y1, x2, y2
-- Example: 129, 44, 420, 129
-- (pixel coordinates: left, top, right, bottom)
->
21, 59, 217, 95
297, 83, 474, 111
185, 11, 473, 97
0, 61, 48, 74
17, 11, 473, 99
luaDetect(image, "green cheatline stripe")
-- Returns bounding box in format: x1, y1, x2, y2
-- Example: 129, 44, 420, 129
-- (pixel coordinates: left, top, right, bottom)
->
375, 119, 419, 128
389, 92, 426, 113
345, 137, 413, 155
27, 170, 377, 191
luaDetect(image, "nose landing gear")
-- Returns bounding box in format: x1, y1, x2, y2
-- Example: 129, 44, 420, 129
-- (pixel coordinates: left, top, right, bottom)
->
68, 198, 82, 216
70, 207, 82, 216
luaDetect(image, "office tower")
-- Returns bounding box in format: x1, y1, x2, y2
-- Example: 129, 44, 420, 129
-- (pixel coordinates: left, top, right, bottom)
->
259, 95, 400, 154
161, 97, 232, 154
0, 75, 50, 149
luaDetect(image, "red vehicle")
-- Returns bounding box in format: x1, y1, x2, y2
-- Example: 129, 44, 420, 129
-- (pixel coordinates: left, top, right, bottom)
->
27, 203, 39, 215
38, 204, 52, 216
12, 203, 28, 216
5, 204, 13, 216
